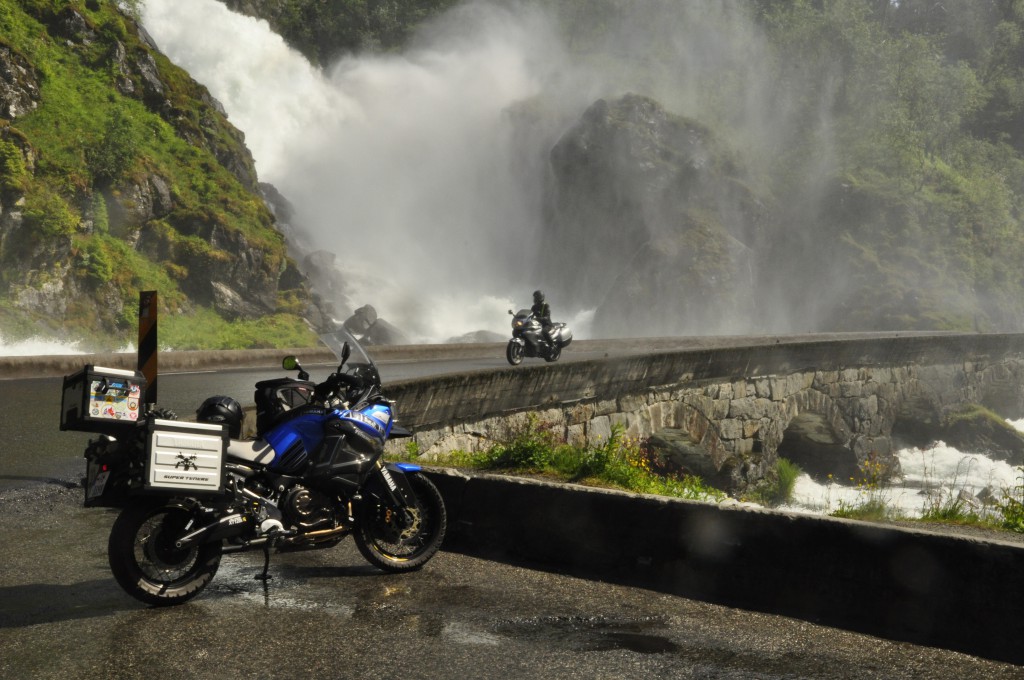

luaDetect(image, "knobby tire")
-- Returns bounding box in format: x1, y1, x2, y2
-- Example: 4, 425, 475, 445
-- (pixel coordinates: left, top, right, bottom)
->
108, 499, 222, 606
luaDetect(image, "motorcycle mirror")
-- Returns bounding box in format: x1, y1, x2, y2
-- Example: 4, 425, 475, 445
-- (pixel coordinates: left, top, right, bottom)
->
283, 355, 309, 381
341, 341, 351, 365
508, 309, 513, 315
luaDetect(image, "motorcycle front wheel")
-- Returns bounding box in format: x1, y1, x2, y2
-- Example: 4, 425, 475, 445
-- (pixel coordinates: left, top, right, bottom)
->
354, 472, 447, 572
506, 340, 524, 366
108, 499, 222, 606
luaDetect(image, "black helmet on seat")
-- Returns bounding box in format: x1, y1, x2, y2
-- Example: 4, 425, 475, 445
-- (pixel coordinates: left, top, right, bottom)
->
196, 395, 244, 438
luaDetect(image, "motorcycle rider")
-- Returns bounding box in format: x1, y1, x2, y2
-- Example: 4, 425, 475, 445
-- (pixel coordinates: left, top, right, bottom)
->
531, 290, 554, 341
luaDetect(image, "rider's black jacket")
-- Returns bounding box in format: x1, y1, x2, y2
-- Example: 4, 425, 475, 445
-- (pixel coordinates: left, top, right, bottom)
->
532, 301, 552, 332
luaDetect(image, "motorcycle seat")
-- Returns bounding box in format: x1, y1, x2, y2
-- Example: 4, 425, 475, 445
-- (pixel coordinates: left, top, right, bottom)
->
226, 438, 276, 465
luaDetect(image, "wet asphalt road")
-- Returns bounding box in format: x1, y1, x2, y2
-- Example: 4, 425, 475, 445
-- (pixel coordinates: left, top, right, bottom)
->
2, 484, 1021, 680
2, 341, 1023, 678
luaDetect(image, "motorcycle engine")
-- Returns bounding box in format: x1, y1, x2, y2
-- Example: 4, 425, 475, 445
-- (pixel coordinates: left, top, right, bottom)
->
281, 485, 334, 530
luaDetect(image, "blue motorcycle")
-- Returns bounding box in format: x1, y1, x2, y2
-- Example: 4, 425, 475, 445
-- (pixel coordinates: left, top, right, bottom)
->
69, 328, 446, 605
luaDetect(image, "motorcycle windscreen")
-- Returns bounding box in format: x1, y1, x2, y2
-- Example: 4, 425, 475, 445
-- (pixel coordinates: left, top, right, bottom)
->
319, 328, 382, 387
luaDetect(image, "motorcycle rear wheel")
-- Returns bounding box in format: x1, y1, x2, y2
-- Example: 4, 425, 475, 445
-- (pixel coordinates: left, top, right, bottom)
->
506, 340, 524, 366
354, 472, 447, 572
108, 499, 222, 606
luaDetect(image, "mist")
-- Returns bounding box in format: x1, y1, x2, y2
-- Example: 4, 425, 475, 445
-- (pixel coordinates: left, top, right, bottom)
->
140, 0, 811, 341
142, 0, 561, 340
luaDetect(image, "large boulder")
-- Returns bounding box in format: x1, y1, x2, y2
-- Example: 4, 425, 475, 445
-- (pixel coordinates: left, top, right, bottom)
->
344, 304, 378, 335
542, 93, 764, 337
342, 305, 410, 345
363, 318, 410, 346
939, 406, 1024, 465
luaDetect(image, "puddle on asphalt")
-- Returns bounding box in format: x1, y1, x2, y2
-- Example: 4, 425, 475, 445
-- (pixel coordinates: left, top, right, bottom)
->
494, 615, 679, 654
443, 622, 503, 646
205, 559, 355, 615
204, 561, 677, 656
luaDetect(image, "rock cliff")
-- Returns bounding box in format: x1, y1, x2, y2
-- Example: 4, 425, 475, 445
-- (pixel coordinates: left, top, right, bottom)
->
0, 2, 325, 348
543, 94, 764, 337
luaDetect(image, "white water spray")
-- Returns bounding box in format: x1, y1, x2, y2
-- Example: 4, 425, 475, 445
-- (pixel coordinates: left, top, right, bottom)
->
784, 433, 1024, 520
141, 0, 581, 341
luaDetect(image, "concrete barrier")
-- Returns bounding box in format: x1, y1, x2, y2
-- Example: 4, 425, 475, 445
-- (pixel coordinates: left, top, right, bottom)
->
386, 332, 1024, 428
423, 466, 1024, 666
0, 343, 507, 380
0, 337, 678, 380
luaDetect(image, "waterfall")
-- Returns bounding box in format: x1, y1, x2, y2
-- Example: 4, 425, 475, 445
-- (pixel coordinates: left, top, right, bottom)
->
140, 0, 579, 342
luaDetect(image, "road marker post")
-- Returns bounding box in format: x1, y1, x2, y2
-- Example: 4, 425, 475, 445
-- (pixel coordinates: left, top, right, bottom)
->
138, 290, 158, 408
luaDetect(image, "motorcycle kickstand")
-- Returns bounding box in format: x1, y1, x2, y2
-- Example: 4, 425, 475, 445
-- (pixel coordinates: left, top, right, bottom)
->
255, 535, 278, 582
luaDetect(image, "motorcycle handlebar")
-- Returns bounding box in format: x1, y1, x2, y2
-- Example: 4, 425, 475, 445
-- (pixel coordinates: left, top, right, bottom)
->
332, 372, 364, 388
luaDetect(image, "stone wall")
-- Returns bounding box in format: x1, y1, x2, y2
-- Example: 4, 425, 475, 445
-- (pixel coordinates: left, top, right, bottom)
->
388, 335, 1024, 491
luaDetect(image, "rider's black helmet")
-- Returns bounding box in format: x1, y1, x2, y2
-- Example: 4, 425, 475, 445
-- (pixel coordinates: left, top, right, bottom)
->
196, 395, 244, 438
533, 290, 544, 303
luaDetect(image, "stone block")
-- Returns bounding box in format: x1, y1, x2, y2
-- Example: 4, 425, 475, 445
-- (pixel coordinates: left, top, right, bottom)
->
619, 393, 647, 412
624, 413, 646, 438
565, 402, 596, 426
755, 378, 771, 398
755, 398, 776, 418
839, 382, 863, 398
685, 393, 714, 414
719, 418, 744, 440
841, 368, 861, 382
587, 416, 613, 446
414, 426, 449, 454
593, 398, 618, 416
733, 438, 755, 456
728, 396, 758, 419
814, 371, 839, 388
566, 422, 587, 448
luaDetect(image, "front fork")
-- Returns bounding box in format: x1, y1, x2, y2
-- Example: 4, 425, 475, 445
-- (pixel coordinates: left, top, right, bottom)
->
372, 459, 419, 508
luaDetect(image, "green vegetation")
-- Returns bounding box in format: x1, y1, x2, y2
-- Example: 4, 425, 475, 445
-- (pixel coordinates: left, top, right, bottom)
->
161, 308, 318, 350
222, 0, 462, 65
414, 416, 726, 502
746, 457, 802, 507
825, 450, 1016, 531
0, 1, 313, 350
942, 403, 1011, 429
747, 0, 1024, 330
826, 453, 898, 520
231, 0, 1024, 333
997, 466, 1024, 533
7, 0, 1024, 346
399, 413, 1024, 538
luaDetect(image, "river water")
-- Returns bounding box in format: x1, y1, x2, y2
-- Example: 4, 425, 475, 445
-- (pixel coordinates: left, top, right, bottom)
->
782, 423, 1024, 520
